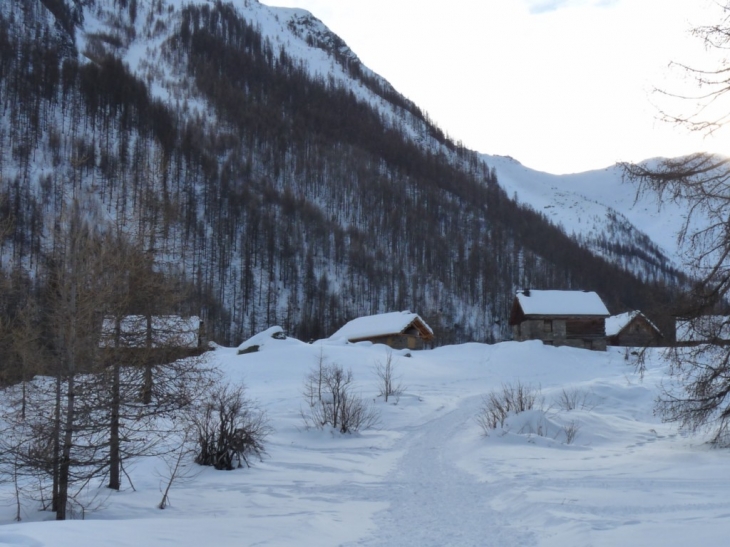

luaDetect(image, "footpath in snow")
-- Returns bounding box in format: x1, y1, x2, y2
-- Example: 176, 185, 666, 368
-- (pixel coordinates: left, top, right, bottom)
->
352, 394, 534, 547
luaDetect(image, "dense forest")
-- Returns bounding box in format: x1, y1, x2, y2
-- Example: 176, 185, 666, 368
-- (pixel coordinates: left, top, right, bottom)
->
0, 0, 682, 373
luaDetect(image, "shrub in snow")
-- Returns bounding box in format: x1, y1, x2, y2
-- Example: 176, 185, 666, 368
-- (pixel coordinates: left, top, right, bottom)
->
512, 410, 582, 445
302, 355, 379, 433
555, 388, 596, 412
562, 420, 581, 444
192, 382, 270, 470
477, 383, 585, 444
476, 381, 543, 434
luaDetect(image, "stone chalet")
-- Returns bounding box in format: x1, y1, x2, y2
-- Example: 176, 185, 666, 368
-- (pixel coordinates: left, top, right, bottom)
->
509, 290, 609, 351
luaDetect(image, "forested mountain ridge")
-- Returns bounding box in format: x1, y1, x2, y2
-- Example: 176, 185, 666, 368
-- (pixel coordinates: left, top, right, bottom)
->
0, 0, 681, 350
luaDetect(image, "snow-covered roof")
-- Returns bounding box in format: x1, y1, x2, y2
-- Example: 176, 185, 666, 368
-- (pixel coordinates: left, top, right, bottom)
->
237, 326, 305, 354
329, 311, 433, 342
100, 315, 201, 348
605, 311, 660, 337
514, 290, 609, 317
606, 311, 636, 336
605, 311, 637, 336
675, 316, 730, 343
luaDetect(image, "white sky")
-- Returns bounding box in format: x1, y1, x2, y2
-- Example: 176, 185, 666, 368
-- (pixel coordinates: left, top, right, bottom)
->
262, 0, 729, 174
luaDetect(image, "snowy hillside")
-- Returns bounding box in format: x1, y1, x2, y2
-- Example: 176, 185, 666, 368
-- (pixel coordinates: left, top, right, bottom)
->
1, 0, 685, 348
485, 154, 689, 282
77, 0, 449, 157
2, 339, 730, 546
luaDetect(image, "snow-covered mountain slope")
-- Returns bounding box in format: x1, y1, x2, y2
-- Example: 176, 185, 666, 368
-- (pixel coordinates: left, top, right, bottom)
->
100, 0, 691, 291
77, 0, 449, 156
2, 339, 729, 545
1, 0, 684, 346
485, 154, 689, 282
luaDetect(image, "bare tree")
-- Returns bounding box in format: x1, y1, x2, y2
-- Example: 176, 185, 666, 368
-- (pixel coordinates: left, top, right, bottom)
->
623, 2, 730, 445
47, 202, 110, 520
156, 428, 199, 510
374, 349, 405, 403
652, 3, 730, 136
0, 204, 211, 519
8, 302, 48, 419
303, 346, 327, 407
95, 229, 211, 491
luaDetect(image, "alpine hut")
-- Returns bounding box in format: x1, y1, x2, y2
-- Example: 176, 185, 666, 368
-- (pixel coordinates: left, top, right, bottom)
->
330, 311, 434, 350
509, 289, 609, 351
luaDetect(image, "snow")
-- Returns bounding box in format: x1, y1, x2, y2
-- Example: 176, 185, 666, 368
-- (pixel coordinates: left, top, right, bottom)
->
515, 290, 610, 317
4, 0, 730, 542
605, 311, 660, 337
3, 336, 730, 546
484, 154, 702, 276
236, 325, 302, 352
329, 311, 433, 341
605, 311, 639, 336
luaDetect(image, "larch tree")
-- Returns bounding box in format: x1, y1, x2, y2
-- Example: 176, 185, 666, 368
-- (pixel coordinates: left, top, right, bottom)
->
623, 2, 730, 444
0, 201, 212, 519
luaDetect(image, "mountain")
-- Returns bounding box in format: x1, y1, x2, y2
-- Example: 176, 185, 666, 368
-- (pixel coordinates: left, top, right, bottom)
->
484, 155, 687, 281
0, 0, 680, 350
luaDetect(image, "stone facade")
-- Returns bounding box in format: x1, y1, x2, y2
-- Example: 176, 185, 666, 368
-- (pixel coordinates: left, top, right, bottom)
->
512, 317, 607, 351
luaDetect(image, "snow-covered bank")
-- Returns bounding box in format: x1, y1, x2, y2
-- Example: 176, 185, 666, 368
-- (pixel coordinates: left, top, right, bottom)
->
2, 340, 730, 546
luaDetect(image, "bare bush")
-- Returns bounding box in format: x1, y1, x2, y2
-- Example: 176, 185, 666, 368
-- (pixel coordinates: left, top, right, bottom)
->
302, 361, 379, 434
374, 350, 405, 403
476, 382, 542, 435
476, 392, 509, 432
555, 388, 595, 412
192, 382, 270, 470
562, 421, 581, 445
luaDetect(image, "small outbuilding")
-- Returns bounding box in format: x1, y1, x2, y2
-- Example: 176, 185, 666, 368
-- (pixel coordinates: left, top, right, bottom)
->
509, 289, 609, 351
606, 311, 663, 347
330, 311, 434, 350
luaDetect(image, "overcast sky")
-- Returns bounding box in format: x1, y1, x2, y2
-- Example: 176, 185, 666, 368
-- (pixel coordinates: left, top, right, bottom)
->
262, 0, 727, 174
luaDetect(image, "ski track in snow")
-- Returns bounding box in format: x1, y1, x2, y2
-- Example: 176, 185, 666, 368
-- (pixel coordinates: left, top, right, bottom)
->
348, 396, 534, 547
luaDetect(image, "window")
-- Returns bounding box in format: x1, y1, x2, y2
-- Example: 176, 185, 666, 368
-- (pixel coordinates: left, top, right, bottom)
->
544, 320, 553, 333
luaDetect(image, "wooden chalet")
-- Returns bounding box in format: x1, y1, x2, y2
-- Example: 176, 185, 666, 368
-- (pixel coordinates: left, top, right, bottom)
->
606, 311, 663, 347
330, 311, 434, 350
509, 289, 609, 351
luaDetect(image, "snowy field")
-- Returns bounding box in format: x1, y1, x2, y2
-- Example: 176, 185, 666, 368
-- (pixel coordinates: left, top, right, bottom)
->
2, 336, 730, 546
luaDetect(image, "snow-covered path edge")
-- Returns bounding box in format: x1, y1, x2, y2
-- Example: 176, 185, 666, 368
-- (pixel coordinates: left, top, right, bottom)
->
350, 394, 534, 546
